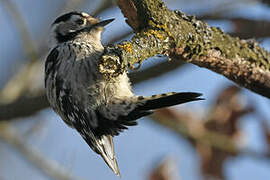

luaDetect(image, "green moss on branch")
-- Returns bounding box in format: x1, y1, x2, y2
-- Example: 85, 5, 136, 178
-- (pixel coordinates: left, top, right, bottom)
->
100, 0, 270, 98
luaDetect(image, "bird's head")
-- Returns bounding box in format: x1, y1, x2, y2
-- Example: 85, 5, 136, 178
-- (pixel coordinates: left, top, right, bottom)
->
49, 11, 114, 47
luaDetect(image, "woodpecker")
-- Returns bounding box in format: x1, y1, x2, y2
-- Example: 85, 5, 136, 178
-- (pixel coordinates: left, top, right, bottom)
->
45, 11, 203, 176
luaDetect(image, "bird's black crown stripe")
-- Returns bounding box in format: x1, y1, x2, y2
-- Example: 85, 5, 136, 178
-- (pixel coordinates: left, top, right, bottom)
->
53, 11, 82, 25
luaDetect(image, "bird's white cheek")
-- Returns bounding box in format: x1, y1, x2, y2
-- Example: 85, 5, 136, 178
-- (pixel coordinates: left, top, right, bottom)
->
91, 30, 102, 42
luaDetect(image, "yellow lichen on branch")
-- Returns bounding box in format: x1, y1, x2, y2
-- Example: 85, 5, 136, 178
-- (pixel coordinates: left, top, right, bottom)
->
143, 29, 164, 40
117, 43, 134, 54
100, 0, 270, 99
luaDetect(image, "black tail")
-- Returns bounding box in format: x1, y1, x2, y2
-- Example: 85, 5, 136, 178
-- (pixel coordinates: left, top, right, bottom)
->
93, 92, 203, 137
124, 92, 203, 123
137, 92, 203, 111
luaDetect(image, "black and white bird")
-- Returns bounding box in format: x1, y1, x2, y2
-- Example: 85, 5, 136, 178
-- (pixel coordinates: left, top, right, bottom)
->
45, 11, 203, 176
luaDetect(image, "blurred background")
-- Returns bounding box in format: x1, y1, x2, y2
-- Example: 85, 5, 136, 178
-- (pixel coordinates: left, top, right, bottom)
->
0, 0, 270, 179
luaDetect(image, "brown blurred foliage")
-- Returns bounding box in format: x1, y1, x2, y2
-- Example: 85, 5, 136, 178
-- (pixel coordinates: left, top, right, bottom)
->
151, 85, 270, 180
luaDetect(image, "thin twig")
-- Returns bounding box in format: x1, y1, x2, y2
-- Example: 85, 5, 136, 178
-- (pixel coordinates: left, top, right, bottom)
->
0, 122, 84, 180
0, 0, 40, 103
92, 0, 114, 17
150, 109, 270, 159
1, 0, 38, 61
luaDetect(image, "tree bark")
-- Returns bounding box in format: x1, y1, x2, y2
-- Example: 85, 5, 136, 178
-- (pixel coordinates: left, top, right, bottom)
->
99, 0, 270, 99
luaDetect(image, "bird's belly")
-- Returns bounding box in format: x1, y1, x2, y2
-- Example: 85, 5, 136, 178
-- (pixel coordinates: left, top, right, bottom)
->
86, 73, 133, 107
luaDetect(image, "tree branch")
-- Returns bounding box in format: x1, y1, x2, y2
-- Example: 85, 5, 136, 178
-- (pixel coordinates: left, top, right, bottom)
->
99, 0, 270, 99
150, 109, 238, 154
0, 93, 48, 120
199, 15, 270, 39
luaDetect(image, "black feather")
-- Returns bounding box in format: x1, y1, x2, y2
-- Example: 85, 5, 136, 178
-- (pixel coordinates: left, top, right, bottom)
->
52, 11, 82, 25
137, 92, 203, 111
94, 111, 138, 137
56, 32, 78, 43
94, 92, 203, 137
121, 110, 153, 121
45, 48, 59, 87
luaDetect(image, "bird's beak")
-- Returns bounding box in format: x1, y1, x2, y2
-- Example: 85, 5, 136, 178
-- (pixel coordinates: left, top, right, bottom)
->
94, 18, 115, 27
82, 18, 115, 33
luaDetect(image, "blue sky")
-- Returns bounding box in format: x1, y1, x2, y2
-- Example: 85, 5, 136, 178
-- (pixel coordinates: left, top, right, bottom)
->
0, 0, 270, 180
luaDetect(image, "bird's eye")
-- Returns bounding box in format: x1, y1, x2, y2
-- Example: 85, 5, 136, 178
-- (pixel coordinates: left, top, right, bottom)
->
75, 19, 84, 25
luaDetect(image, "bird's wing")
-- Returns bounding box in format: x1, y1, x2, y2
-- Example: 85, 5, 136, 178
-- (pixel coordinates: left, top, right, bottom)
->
45, 46, 120, 176
53, 91, 121, 176
45, 47, 76, 128
45, 47, 59, 85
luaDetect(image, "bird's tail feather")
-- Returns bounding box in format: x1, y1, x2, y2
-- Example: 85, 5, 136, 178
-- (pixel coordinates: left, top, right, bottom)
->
136, 92, 203, 111
124, 92, 203, 124
91, 92, 202, 176
96, 135, 120, 177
